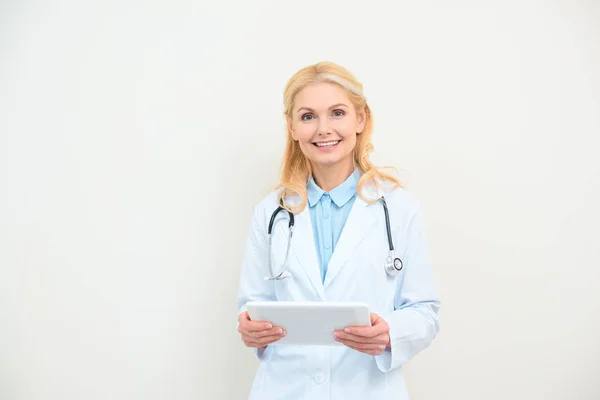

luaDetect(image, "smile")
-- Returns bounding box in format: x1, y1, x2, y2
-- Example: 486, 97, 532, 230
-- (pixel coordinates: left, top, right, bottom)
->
313, 140, 340, 148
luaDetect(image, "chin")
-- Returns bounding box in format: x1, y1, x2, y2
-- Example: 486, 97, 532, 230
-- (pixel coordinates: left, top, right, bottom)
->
311, 155, 352, 169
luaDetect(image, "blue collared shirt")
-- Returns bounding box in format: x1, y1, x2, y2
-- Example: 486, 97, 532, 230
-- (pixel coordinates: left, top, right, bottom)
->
307, 168, 361, 283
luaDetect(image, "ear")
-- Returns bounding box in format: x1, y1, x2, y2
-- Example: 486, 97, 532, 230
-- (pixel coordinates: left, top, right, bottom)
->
356, 107, 367, 134
286, 115, 298, 141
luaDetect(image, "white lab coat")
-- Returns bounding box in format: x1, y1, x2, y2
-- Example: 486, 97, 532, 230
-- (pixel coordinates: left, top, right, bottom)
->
237, 182, 440, 400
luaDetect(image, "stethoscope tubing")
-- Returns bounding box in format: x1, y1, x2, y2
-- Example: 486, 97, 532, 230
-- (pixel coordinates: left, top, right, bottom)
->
266, 196, 401, 280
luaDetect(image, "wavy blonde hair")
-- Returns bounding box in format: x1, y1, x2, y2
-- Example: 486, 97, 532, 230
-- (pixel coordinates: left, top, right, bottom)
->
275, 61, 402, 213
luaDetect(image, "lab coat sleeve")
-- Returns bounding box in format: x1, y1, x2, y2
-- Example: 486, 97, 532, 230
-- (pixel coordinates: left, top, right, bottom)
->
375, 202, 441, 373
236, 203, 277, 361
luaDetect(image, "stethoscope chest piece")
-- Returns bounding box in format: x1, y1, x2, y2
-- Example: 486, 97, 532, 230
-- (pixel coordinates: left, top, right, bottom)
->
384, 255, 403, 277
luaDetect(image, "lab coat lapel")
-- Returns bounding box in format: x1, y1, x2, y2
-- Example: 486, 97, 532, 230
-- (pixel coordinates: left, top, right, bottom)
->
284, 204, 326, 300
323, 196, 379, 289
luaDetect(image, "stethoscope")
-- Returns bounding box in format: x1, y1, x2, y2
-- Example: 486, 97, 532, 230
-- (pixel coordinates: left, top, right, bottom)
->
265, 196, 403, 281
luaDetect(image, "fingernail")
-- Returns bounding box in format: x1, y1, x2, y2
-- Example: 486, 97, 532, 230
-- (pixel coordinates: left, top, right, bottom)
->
276, 329, 283, 334
282, 331, 286, 336
265, 324, 272, 329
333, 333, 340, 338
344, 328, 351, 333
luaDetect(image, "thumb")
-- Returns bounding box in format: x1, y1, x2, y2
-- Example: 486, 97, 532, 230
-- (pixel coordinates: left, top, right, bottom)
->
238, 310, 249, 323
370, 313, 381, 325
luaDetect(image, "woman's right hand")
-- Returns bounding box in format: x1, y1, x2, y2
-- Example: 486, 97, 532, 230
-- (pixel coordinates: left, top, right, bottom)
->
237, 310, 286, 348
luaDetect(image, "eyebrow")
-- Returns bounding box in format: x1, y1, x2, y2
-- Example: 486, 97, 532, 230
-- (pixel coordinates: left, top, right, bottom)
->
296, 103, 349, 114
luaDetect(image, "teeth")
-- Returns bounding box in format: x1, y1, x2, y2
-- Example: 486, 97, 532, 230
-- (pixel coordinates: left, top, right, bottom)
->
315, 141, 340, 147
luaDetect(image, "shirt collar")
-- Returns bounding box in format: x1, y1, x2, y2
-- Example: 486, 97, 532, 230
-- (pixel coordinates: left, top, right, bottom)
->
307, 168, 361, 208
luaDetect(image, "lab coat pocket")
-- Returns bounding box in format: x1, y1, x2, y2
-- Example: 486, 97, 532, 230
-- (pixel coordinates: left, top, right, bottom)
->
273, 275, 293, 301
352, 239, 400, 311
259, 343, 275, 362
252, 345, 275, 396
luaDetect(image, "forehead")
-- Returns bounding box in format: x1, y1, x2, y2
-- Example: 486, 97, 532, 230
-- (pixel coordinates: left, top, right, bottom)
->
294, 82, 351, 111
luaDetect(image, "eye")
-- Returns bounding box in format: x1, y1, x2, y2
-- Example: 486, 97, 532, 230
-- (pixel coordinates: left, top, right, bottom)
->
301, 113, 314, 121
332, 109, 345, 117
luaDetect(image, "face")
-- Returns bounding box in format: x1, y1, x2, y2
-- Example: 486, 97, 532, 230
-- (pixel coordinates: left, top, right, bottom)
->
287, 82, 366, 172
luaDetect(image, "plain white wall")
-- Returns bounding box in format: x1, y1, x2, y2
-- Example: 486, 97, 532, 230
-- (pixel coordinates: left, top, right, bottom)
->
1, 1, 599, 399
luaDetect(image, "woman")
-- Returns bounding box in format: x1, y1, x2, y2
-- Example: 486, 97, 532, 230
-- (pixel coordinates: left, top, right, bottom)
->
236, 61, 440, 400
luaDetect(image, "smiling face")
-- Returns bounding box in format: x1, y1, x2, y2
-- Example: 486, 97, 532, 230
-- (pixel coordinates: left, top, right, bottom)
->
287, 82, 366, 173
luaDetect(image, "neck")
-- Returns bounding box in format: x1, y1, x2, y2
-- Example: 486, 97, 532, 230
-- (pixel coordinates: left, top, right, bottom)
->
311, 160, 355, 192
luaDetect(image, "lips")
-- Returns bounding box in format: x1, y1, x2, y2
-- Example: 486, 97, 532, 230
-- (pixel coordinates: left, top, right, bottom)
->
313, 140, 340, 148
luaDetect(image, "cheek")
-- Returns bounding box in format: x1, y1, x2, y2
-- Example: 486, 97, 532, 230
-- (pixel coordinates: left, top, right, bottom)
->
292, 127, 316, 157
292, 124, 315, 143
340, 129, 357, 149
335, 120, 359, 138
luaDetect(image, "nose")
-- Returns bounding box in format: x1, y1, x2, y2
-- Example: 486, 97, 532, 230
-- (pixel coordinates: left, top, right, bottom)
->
317, 119, 333, 136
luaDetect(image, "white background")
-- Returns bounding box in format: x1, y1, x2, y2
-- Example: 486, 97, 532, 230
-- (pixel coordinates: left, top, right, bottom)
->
1, 1, 599, 399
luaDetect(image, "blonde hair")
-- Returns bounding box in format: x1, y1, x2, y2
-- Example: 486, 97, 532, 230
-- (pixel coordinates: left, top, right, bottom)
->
275, 61, 402, 213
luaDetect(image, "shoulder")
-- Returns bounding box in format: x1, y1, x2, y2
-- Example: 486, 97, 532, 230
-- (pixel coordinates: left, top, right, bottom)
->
375, 184, 424, 230
382, 186, 420, 213
362, 178, 421, 217
250, 187, 286, 225
255, 187, 286, 211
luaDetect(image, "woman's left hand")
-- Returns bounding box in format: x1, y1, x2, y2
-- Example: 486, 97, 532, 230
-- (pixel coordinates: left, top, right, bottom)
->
334, 313, 391, 355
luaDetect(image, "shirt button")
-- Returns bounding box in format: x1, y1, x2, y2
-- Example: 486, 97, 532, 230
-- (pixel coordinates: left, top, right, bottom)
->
314, 372, 325, 385
324, 243, 331, 250
323, 214, 329, 219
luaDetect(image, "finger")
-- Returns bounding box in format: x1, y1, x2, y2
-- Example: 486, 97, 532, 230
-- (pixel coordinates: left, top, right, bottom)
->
241, 326, 285, 339
338, 326, 382, 338
370, 313, 381, 325
339, 340, 385, 356
240, 315, 275, 333
335, 333, 388, 347
237, 310, 250, 324
334, 331, 389, 344
245, 332, 286, 347
240, 319, 273, 331
238, 311, 273, 329
337, 338, 385, 350
344, 339, 387, 355
343, 316, 388, 338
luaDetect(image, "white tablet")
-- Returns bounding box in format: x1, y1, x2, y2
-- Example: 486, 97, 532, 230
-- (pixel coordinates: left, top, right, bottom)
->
246, 301, 371, 346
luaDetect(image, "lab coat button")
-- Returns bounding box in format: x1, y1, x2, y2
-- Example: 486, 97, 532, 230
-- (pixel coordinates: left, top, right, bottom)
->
313, 372, 325, 384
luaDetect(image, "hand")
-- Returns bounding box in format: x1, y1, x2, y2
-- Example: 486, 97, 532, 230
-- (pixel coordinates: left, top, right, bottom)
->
237, 310, 286, 348
334, 313, 390, 355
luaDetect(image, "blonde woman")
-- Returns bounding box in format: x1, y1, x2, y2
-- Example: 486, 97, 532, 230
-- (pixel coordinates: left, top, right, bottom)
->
236, 61, 440, 400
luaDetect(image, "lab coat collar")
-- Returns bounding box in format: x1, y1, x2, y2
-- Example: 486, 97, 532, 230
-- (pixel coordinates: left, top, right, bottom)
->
281, 180, 385, 297
323, 179, 385, 288
279, 193, 325, 299
290, 207, 327, 300
323, 195, 376, 288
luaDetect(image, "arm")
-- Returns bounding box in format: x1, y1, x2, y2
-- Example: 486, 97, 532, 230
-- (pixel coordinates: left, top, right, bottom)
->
236, 204, 279, 360
374, 202, 441, 372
